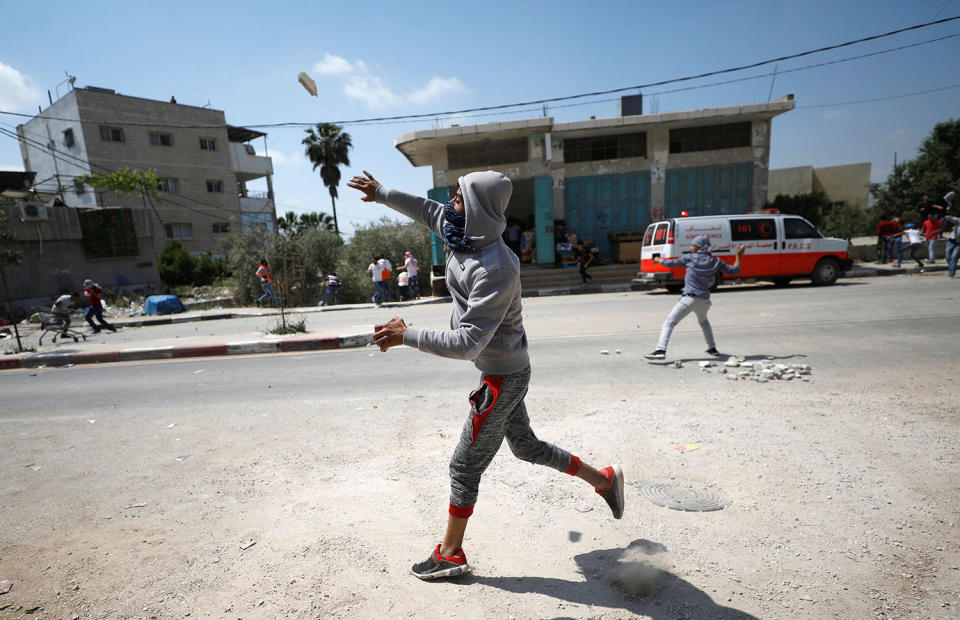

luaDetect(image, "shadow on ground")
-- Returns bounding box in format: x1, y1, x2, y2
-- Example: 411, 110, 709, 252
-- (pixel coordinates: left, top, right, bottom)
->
461, 539, 758, 619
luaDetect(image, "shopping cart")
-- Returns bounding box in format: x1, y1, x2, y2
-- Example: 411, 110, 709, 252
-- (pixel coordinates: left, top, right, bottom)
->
36, 308, 87, 346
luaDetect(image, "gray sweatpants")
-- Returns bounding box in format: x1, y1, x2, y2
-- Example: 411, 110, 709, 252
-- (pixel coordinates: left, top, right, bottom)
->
656, 294, 715, 351
448, 366, 576, 516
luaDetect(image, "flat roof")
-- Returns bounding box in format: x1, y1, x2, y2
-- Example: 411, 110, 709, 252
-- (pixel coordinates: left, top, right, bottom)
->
395, 96, 795, 167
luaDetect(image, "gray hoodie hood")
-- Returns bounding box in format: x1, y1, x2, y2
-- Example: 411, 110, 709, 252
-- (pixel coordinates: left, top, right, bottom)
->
459, 171, 511, 248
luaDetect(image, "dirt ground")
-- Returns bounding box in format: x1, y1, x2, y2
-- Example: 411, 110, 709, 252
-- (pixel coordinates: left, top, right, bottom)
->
2, 282, 959, 619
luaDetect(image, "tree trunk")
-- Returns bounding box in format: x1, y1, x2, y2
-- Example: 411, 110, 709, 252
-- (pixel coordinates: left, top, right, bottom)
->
330, 194, 340, 236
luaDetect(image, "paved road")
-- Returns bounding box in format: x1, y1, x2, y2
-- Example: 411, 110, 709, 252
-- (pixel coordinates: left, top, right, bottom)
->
2, 275, 958, 618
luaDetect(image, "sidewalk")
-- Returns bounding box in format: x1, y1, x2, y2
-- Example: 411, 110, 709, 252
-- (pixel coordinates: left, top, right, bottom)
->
1, 261, 950, 371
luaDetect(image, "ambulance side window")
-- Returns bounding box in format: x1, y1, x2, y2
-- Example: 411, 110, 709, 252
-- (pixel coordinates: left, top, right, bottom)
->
784, 217, 821, 239
731, 218, 776, 241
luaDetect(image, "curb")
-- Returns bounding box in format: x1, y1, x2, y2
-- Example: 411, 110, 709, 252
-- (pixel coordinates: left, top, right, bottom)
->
0, 333, 375, 370
111, 297, 449, 328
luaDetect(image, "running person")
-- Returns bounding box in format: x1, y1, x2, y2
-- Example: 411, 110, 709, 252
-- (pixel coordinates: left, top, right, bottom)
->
348, 170, 624, 580
645, 236, 745, 360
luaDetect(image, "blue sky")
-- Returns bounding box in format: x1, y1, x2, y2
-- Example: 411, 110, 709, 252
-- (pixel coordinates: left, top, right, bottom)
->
1, 0, 958, 235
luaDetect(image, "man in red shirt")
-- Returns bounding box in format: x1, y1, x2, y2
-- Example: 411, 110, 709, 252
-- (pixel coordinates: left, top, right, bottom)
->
922, 214, 942, 264
82, 279, 116, 333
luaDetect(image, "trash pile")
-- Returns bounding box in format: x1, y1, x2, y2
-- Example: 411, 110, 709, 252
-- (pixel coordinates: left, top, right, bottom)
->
675, 356, 812, 382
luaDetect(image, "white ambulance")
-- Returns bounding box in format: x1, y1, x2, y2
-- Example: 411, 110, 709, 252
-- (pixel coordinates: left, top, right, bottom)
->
639, 213, 852, 291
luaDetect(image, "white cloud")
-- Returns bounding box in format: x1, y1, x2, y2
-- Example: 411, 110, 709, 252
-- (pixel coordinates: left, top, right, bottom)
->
406, 76, 468, 105
313, 53, 363, 76
344, 76, 400, 110
0, 60, 41, 111
311, 53, 467, 111
879, 128, 909, 142
267, 150, 304, 167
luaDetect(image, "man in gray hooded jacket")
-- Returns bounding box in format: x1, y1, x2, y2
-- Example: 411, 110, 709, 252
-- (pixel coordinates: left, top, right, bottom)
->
644, 235, 745, 360
348, 170, 623, 580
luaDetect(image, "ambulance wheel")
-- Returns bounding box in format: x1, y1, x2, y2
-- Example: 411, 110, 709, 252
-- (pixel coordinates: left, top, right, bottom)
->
710, 271, 723, 292
772, 277, 792, 287
665, 284, 683, 293
811, 257, 840, 286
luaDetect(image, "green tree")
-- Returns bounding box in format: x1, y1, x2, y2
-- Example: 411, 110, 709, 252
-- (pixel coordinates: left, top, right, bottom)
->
821, 203, 871, 241
298, 211, 336, 233
871, 118, 960, 222
158, 241, 195, 288
277, 211, 299, 236
335, 218, 432, 304
302, 123, 352, 236
765, 192, 832, 229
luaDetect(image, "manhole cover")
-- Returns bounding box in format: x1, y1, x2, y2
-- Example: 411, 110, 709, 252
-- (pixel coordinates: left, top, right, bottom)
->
638, 482, 730, 512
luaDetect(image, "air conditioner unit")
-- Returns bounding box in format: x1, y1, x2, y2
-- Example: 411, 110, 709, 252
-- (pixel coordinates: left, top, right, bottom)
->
20, 203, 50, 221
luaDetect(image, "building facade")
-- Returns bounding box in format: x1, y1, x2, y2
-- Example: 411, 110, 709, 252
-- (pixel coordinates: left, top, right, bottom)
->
16, 86, 276, 256
394, 96, 794, 262
767, 162, 871, 208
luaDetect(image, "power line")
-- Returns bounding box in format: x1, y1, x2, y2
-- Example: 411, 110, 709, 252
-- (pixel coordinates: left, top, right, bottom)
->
796, 83, 960, 109
0, 16, 958, 131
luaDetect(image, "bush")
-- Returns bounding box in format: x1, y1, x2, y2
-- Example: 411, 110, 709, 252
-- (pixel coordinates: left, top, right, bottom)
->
158, 241, 195, 288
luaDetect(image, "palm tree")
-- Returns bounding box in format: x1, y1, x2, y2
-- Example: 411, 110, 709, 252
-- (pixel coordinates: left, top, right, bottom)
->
277, 211, 299, 236
302, 123, 352, 236
298, 211, 337, 233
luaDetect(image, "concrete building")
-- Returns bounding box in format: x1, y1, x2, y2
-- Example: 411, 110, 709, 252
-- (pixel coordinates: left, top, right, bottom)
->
16, 86, 276, 256
767, 163, 871, 208
394, 95, 795, 262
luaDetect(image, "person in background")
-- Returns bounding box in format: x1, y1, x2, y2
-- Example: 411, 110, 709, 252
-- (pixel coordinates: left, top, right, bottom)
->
82, 278, 116, 333
51, 292, 81, 337
897, 223, 924, 269
377, 253, 394, 304
397, 269, 410, 301
922, 213, 942, 264
940, 212, 960, 277
396, 251, 421, 299
506, 219, 522, 256
256, 258, 280, 307
645, 236, 745, 360
367, 255, 384, 306
321, 272, 341, 306
884, 216, 903, 266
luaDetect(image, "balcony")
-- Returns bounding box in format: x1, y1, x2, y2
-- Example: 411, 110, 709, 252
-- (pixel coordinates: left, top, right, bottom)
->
230, 142, 273, 181
239, 195, 274, 213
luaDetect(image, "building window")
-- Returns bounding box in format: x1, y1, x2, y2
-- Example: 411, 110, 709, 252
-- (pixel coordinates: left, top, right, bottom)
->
669, 122, 751, 154
447, 137, 528, 170
157, 177, 180, 193
164, 223, 193, 240
63, 128, 75, 148
206, 180, 224, 193
212, 222, 231, 234
149, 132, 174, 146
99, 126, 125, 142
200, 137, 217, 151
242, 212, 275, 233
563, 132, 647, 163
74, 177, 86, 194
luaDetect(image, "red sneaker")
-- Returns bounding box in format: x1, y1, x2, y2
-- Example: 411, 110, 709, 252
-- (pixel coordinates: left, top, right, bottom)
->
596, 464, 625, 519
411, 545, 470, 580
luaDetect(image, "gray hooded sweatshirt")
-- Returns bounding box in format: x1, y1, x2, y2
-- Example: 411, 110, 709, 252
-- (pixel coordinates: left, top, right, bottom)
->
660, 235, 740, 301
374, 171, 529, 375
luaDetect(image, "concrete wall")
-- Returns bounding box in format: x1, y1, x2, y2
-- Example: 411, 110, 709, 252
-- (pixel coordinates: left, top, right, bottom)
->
0, 204, 159, 314
813, 163, 871, 207
18, 92, 97, 207
768, 166, 814, 200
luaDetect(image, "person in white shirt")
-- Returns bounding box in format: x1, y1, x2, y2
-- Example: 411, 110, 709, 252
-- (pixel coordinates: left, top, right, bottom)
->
50, 292, 80, 336
367, 256, 384, 306
397, 251, 421, 299
897, 223, 924, 269
377, 254, 394, 304
397, 270, 410, 300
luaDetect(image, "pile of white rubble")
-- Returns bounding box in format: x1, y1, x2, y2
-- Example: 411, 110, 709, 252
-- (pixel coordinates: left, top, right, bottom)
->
673, 356, 812, 382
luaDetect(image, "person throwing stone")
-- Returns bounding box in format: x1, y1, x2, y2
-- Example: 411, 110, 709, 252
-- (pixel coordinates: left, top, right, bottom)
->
348, 170, 624, 580
645, 236, 745, 360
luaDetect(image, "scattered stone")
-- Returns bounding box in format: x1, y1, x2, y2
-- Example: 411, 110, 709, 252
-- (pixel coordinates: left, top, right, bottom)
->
124, 502, 147, 509
673, 361, 683, 369
240, 539, 257, 550
600, 350, 610, 355
615, 349, 622, 354
724, 357, 740, 367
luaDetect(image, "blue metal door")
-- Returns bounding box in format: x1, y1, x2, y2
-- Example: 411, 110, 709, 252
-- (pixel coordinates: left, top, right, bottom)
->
427, 186, 450, 265
534, 177, 554, 264
665, 163, 753, 218
564, 172, 651, 256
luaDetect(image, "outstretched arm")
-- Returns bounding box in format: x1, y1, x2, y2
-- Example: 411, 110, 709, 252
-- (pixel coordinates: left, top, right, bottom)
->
348, 170, 446, 237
